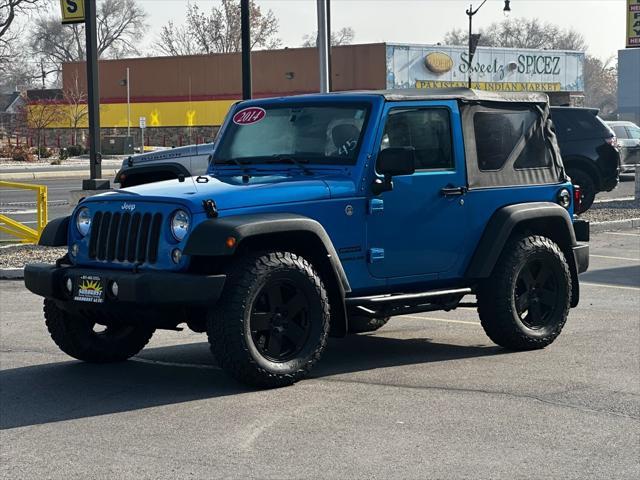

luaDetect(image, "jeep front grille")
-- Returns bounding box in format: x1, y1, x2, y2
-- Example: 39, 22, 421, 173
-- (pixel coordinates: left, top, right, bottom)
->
88, 211, 163, 264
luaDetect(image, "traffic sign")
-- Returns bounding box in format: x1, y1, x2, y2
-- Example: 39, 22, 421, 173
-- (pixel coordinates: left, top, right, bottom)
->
139, 116, 146, 129
59, 0, 85, 24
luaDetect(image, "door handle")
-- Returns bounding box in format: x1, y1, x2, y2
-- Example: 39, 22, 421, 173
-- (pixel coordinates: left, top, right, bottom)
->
441, 186, 467, 196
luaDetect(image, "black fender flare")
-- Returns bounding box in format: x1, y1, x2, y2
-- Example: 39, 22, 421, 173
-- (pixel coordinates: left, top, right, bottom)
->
184, 213, 351, 335
38, 216, 70, 247
184, 213, 350, 292
466, 203, 580, 306
115, 162, 191, 185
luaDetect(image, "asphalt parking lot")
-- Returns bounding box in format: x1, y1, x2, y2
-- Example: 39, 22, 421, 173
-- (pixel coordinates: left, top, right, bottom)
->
1, 228, 639, 479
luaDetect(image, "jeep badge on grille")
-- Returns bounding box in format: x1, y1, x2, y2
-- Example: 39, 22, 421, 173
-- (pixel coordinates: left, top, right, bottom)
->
121, 203, 136, 212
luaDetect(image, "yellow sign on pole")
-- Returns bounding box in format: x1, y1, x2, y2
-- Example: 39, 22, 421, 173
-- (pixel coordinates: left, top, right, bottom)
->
60, 0, 85, 24
628, 0, 640, 48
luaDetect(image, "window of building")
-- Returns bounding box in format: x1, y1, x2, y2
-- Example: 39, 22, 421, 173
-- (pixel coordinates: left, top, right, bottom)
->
381, 108, 454, 170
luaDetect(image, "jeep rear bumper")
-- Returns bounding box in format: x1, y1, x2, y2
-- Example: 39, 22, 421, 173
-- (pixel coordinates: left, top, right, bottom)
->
24, 263, 226, 305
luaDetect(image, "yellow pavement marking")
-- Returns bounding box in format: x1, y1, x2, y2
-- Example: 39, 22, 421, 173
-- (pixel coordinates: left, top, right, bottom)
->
591, 254, 640, 262
581, 282, 640, 292
401, 315, 480, 326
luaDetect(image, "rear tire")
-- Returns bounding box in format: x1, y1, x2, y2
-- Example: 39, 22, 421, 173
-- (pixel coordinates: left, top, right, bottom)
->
348, 316, 390, 333
567, 168, 596, 213
207, 251, 330, 388
477, 235, 571, 350
44, 299, 154, 362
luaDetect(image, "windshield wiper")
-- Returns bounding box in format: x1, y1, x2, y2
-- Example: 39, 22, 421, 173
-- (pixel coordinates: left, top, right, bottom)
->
214, 158, 252, 176
266, 155, 314, 176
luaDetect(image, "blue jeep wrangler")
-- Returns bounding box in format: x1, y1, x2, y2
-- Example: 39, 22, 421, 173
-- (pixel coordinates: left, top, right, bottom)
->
25, 89, 590, 388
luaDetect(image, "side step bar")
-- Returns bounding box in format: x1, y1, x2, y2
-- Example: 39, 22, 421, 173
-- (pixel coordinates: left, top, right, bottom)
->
345, 287, 473, 317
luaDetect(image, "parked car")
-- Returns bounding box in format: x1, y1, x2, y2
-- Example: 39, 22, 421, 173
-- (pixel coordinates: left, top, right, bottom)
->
607, 121, 640, 174
115, 142, 215, 188
550, 106, 620, 213
25, 89, 589, 388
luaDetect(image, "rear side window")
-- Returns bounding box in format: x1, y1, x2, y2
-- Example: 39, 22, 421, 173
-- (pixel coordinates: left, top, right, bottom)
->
628, 127, 640, 140
551, 109, 610, 140
612, 126, 628, 138
474, 110, 550, 171
381, 108, 454, 170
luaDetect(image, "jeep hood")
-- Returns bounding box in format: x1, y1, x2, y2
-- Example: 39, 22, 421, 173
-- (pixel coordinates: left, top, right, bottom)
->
95, 173, 354, 212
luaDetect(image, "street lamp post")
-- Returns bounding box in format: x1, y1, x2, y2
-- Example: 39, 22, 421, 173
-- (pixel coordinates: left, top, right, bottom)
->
126, 67, 130, 137
466, 0, 512, 88
119, 68, 131, 137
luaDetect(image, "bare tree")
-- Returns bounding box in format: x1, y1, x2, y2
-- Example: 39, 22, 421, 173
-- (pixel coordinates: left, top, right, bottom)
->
584, 56, 617, 117
0, 0, 41, 39
0, 0, 43, 65
443, 17, 587, 51
62, 71, 88, 144
23, 93, 64, 159
29, 0, 148, 82
153, 1, 280, 56
302, 27, 355, 47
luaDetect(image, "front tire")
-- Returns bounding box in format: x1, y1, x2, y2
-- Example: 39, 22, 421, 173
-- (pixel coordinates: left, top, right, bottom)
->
477, 235, 571, 350
207, 251, 330, 388
44, 299, 154, 362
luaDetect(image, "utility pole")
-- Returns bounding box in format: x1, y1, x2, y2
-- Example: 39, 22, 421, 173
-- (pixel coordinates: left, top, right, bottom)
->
316, 0, 330, 93
126, 67, 131, 137
240, 0, 252, 100
82, 0, 106, 190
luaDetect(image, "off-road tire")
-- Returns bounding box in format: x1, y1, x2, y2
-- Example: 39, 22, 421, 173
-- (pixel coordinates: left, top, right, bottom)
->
207, 251, 330, 388
477, 235, 571, 350
44, 299, 154, 362
567, 168, 596, 213
348, 316, 390, 333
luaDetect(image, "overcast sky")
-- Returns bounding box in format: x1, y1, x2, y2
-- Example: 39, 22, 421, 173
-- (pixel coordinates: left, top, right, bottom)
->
138, 0, 627, 61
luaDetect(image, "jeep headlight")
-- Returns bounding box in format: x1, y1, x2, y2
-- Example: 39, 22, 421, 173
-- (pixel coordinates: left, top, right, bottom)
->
76, 207, 92, 237
170, 209, 190, 241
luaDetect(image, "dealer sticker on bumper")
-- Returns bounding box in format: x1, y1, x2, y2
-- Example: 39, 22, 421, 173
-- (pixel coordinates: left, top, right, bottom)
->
74, 275, 105, 303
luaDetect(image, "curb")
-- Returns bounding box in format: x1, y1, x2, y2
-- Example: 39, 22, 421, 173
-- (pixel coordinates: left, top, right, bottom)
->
0, 268, 24, 280
590, 218, 640, 233
0, 168, 119, 181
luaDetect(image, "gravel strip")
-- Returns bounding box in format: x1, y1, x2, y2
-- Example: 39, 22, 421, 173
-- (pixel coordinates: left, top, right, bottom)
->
0, 244, 66, 269
581, 199, 640, 223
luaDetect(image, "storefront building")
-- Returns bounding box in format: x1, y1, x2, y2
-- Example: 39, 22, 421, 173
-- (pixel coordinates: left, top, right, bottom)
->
31, 42, 585, 148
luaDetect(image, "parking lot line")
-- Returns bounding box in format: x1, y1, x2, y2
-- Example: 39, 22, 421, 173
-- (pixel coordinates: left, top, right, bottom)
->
581, 282, 640, 292
131, 357, 221, 370
591, 254, 640, 261
401, 315, 480, 326
605, 232, 640, 237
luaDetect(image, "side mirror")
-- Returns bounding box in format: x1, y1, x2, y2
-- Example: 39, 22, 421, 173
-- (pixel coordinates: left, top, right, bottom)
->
372, 147, 416, 194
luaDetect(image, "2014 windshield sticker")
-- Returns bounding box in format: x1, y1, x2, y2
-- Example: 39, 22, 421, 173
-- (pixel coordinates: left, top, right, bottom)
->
233, 107, 266, 125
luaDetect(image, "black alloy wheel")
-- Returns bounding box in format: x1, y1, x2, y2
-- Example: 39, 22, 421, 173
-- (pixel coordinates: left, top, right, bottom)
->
514, 258, 561, 330
250, 280, 312, 362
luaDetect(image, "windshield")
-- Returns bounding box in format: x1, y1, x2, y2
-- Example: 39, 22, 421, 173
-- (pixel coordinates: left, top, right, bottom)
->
215, 104, 369, 166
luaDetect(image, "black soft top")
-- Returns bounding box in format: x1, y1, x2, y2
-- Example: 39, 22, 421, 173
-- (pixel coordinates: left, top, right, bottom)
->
340, 88, 549, 105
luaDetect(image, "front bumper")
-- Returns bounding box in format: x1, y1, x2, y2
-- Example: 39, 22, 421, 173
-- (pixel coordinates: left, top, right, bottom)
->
24, 263, 226, 305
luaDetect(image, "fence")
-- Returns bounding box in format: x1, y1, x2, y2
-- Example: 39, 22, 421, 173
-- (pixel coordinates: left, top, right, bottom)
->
0, 181, 48, 243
